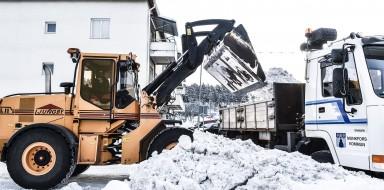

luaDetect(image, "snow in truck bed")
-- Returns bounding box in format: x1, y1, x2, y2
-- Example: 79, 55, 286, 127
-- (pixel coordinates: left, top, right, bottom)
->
1, 131, 383, 190
248, 67, 299, 102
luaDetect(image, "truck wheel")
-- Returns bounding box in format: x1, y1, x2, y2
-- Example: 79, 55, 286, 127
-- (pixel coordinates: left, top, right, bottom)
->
6, 129, 76, 189
311, 150, 334, 164
71, 164, 90, 177
147, 127, 193, 158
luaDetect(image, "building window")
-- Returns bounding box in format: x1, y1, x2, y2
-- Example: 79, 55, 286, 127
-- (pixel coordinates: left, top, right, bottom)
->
45, 22, 56, 34
90, 18, 110, 39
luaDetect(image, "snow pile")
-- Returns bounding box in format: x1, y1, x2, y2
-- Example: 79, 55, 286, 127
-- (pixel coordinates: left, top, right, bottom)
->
86, 131, 382, 190
248, 67, 299, 102
1, 131, 383, 189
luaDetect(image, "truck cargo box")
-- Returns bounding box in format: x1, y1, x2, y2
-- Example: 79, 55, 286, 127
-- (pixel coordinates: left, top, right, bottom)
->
219, 83, 305, 132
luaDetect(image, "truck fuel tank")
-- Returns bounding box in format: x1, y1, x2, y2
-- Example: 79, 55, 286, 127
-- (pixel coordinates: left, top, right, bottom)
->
204, 24, 266, 94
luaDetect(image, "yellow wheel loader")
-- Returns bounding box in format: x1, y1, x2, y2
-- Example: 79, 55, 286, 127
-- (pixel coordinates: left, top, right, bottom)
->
0, 19, 265, 189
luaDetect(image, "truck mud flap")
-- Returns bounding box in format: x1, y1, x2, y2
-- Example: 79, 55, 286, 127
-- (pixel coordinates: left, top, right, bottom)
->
204, 24, 266, 94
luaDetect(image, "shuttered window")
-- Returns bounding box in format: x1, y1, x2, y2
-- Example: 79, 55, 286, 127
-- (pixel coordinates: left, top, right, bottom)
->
90, 18, 110, 39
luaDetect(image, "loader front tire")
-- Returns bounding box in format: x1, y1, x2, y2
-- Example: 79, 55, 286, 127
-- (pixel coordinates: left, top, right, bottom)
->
311, 150, 334, 164
6, 128, 76, 189
147, 127, 193, 158
71, 164, 90, 177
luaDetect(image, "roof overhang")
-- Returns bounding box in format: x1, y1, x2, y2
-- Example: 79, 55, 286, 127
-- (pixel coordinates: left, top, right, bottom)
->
151, 16, 178, 36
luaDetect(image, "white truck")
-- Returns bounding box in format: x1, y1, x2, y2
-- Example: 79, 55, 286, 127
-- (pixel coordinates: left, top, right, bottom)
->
219, 28, 384, 174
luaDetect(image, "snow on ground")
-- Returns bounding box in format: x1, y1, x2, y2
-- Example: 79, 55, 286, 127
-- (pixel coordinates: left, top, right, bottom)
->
248, 67, 299, 102
1, 131, 382, 190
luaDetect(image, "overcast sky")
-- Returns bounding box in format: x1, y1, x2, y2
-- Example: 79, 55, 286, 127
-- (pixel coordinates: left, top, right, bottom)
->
157, 0, 384, 84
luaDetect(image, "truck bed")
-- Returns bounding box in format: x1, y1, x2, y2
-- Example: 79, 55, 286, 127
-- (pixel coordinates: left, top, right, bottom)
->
219, 83, 305, 133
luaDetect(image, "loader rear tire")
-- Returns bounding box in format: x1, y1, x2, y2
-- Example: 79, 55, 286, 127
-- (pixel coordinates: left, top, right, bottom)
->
147, 127, 193, 158
311, 150, 334, 164
71, 164, 90, 177
6, 128, 76, 189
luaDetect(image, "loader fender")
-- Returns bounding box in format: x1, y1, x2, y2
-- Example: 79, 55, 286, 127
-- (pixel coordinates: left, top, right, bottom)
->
135, 121, 166, 162
146, 127, 193, 158
2, 123, 78, 162
304, 130, 340, 165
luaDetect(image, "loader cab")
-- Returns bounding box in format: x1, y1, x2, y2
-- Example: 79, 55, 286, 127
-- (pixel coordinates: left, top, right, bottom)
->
303, 30, 384, 173
68, 49, 140, 123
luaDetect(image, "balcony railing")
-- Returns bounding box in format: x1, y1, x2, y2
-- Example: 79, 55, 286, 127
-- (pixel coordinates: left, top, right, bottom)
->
150, 40, 177, 65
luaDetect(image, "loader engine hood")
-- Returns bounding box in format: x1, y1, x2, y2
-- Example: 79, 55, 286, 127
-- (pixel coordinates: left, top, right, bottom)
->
204, 25, 266, 94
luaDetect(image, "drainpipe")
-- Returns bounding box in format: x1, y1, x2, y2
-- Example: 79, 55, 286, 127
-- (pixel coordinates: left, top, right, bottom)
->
147, 5, 156, 87
42, 63, 54, 93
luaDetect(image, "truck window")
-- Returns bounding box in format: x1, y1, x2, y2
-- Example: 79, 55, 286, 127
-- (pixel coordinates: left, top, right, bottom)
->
364, 45, 384, 98
344, 54, 363, 105
321, 52, 362, 105
321, 65, 339, 97
369, 69, 382, 93
81, 59, 114, 110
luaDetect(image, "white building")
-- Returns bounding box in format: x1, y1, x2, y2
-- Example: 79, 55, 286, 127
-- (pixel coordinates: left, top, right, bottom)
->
0, 0, 179, 100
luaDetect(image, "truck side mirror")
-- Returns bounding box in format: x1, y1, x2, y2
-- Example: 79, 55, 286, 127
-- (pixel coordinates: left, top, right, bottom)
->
331, 49, 349, 64
333, 68, 348, 98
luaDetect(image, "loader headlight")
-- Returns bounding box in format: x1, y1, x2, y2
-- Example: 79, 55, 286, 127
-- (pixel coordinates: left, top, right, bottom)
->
67, 48, 80, 63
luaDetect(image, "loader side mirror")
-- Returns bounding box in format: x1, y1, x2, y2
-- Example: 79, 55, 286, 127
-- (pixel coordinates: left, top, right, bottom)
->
60, 82, 74, 94
332, 68, 348, 98
331, 49, 349, 64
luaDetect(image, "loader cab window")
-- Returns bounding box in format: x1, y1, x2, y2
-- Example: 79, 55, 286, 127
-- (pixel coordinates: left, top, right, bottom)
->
321, 52, 363, 105
115, 61, 137, 109
364, 45, 384, 98
81, 59, 114, 109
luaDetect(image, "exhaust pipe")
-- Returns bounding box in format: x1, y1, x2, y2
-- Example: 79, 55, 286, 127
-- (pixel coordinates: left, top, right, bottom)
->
42, 63, 54, 93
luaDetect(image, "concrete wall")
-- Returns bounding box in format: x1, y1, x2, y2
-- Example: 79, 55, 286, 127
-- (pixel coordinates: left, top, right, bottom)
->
0, 1, 151, 96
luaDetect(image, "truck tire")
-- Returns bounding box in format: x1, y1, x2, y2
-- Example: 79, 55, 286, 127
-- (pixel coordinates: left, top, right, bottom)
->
147, 127, 193, 158
71, 164, 90, 177
6, 128, 76, 189
310, 150, 334, 164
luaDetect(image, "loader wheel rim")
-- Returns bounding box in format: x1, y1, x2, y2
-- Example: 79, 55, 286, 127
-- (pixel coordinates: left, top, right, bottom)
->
21, 142, 56, 176
165, 142, 177, 150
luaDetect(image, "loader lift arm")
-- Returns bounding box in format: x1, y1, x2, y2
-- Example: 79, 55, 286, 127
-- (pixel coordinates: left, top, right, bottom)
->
143, 19, 236, 106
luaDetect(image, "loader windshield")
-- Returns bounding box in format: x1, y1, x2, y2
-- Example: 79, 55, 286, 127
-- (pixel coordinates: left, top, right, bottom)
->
364, 45, 384, 98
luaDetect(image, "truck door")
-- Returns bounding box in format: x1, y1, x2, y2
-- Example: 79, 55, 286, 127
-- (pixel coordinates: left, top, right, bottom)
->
317, 51, 369, 169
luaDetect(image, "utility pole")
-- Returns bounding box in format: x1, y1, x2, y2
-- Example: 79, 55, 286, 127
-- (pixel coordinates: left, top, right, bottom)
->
197, 64, 203, 130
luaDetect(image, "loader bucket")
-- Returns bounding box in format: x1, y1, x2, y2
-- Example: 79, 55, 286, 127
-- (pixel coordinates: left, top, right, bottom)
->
204, 25, 266, 94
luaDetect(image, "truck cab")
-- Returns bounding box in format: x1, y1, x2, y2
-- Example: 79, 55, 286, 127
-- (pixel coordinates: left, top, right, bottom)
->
304, 30, 384, 172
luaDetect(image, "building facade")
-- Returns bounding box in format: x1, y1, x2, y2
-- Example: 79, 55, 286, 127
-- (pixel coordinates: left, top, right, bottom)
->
0, 0, 178, 98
